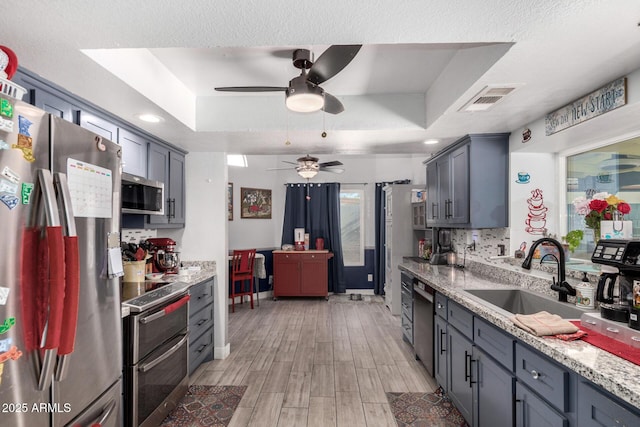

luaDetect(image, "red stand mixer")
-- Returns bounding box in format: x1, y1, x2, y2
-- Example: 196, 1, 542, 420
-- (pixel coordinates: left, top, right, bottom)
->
145, 237, 180, 274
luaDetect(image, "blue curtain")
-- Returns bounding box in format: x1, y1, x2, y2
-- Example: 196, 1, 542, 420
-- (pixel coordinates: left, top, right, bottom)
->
374, 183, 386, 295
282, 183, 346, 293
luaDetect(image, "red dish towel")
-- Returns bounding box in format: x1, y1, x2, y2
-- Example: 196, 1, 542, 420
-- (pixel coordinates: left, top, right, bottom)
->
569, 321, 640, 366
553, 329, 588, 341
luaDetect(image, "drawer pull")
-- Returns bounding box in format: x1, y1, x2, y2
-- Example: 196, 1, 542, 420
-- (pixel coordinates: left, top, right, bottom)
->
439, 330, 446, 354
197, 344, 207, 353
437, 303, 444, 309
530, 370, 541, 380
196, 319, 206, 326
464, 351, 471, 382
606, 327, 620, 334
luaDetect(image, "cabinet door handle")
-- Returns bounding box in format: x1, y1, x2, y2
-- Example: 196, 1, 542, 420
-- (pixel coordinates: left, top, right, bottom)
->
464, 350, 471, 383
431, 202, 437, 219
469, 356, 477, 388
530, 369, 541, 380
197, 344, 207, 353
171, 198, 176, 219
437, 302, 444, 309
439, 330, 446, 354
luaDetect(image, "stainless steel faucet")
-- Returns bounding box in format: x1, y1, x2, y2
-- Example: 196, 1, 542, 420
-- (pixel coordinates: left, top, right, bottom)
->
521, 237, 576, 302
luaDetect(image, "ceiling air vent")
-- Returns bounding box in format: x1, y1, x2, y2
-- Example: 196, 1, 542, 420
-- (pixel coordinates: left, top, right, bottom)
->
459, 85, 520, 112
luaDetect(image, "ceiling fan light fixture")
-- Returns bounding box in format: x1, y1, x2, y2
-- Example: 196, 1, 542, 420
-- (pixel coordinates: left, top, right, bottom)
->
286, 91, 324, 113
297, 168, 318, 179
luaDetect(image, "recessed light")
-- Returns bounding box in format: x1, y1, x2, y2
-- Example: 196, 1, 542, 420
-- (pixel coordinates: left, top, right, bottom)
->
423, 139, 439, 145
137, 114, 164, 123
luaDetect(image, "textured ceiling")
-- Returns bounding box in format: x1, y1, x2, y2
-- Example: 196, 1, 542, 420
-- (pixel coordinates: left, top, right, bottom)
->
2, 0, 640, 157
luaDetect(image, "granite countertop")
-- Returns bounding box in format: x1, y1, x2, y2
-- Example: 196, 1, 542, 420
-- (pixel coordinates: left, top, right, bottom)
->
121, 263, 217, 318
399, 259, 640, 410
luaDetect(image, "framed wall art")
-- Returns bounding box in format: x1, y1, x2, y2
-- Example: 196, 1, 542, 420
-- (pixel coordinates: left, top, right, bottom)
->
241, 187, 272, 219
227, 182, 233, 220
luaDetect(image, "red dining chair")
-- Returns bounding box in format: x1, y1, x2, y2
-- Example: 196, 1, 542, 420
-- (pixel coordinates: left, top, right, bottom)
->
229, 249, 256, 313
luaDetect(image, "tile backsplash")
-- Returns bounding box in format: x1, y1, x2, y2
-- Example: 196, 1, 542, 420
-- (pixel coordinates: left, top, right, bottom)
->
121, 229, 157, 243
451, 228, 510, 266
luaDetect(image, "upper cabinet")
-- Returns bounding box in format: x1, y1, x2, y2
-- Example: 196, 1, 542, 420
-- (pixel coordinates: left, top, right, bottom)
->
117, 128, 148, 177
425, 133, 509, 229
13, 67, 188, 228
147, 144, 185, 228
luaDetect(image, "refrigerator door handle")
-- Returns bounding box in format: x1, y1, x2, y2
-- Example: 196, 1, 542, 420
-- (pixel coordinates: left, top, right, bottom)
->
53, 172, 81, 382
84, 399, 117, 427
32, 169, 65, 391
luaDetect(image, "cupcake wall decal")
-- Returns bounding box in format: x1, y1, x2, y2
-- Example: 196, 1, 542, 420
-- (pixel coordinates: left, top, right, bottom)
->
525, 188, 548, 235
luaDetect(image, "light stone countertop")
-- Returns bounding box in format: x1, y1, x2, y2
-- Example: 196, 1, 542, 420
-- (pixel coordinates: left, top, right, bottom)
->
399, 259, 640, 410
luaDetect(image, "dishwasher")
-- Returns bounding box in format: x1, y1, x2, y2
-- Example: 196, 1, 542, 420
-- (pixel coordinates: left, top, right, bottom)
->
413, 279, 434, 377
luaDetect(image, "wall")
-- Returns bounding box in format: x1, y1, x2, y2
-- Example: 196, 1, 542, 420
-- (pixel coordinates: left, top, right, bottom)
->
162, 152, 230, 359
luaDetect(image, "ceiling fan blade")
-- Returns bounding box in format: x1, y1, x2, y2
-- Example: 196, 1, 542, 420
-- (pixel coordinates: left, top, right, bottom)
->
266, 167, 296, 171
215, 86, 287, 92
319, 167, 345, 174
307, 45, 362, 85
318, 160, 343, 167
282, 160, 299, 165
322, 92, 344, 114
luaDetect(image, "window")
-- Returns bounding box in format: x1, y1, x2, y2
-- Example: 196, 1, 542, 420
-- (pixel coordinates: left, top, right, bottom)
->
566, 136, 640, 258
340, 186, 365, 266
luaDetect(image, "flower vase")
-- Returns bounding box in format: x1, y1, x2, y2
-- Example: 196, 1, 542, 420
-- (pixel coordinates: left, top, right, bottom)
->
593, 224, 600, 245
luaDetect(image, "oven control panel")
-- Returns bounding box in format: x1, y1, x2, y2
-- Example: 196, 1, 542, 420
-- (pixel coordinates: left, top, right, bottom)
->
123, 282, 190, 312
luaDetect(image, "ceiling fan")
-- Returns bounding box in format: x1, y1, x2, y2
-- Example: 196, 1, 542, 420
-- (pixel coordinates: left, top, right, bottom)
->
215, 45, 361, 114
268, 155, 344, 179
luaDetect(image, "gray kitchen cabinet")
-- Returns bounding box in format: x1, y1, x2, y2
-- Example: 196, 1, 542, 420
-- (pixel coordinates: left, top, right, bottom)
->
515, 381, 568, 427
80, 111, 118, 142
400, 272, 414, 344
117, 128, 148, 177
147, 143, 185, 227
434, 313, 448, 391
425, 133, 509, 228
475, 347, 514, 427
188, 278, 215, 375
447, 324, 474, 424
577, 380, 640, 427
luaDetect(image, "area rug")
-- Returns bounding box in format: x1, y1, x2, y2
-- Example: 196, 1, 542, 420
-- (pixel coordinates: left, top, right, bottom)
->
160, 385, 247, 427
387, 387, 469, 427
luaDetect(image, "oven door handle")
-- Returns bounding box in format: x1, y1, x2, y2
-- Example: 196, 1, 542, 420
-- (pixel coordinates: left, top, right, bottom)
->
138, 334, 188, 373
139, 294, 190, 325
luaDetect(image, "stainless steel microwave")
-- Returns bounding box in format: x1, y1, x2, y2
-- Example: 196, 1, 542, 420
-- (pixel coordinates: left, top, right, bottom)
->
121, 172, 165, 215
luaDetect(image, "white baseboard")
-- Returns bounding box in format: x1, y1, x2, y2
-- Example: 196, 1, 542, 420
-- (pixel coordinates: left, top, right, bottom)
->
214, 343, 230, 359
346, 289, 375, 295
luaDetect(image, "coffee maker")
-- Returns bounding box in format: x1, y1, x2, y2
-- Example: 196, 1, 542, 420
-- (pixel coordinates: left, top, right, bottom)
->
591, 239, 640, 330
146, 237, 180, 274
430, 228, 453, 265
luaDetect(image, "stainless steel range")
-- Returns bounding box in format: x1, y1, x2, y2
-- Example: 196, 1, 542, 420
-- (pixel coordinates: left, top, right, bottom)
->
122, 281, 191, 427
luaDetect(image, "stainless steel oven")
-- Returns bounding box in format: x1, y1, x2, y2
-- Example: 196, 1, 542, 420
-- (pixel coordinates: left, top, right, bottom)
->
123, 283, 191, 427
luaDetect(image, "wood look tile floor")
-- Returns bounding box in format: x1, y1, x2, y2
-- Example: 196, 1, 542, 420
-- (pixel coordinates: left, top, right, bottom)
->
191, 296, 437, 427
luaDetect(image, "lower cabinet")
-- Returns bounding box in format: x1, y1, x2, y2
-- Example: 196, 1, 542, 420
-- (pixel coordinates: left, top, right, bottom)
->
188, 278, 214, 375
476, 348, 515, 427
447, 325, 474, 423
434, 314, 448, 391
272, 250, 333, 298
515, 381, 568, 427
577, 380, 640, 427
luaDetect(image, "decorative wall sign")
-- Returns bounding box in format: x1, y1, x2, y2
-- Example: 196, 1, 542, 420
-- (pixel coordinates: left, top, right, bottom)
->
522, 128, 531, 143
241, 187, 272, 219
545, 77, 626, 136
227, 182, 233, 221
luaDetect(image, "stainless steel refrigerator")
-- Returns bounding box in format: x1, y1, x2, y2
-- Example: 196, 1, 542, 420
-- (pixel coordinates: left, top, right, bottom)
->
0, 94, 123, 426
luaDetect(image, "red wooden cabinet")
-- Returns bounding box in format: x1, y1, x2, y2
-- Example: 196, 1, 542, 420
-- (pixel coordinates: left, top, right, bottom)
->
272, 250, 333, 299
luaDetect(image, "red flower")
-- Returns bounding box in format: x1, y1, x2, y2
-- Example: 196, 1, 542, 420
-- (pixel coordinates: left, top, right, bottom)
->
618, 202, 631, 215
589, 199, 609, 213
603, 212, 612, 220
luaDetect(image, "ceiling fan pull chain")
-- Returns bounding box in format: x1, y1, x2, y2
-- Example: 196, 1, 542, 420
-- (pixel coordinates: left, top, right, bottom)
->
321, 105, 327, 138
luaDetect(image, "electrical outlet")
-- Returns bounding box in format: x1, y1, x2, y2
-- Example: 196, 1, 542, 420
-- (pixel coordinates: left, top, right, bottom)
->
367, 274, 373, 282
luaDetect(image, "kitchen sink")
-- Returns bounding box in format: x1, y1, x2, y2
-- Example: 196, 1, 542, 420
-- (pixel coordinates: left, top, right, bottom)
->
464, 288, 589, 319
